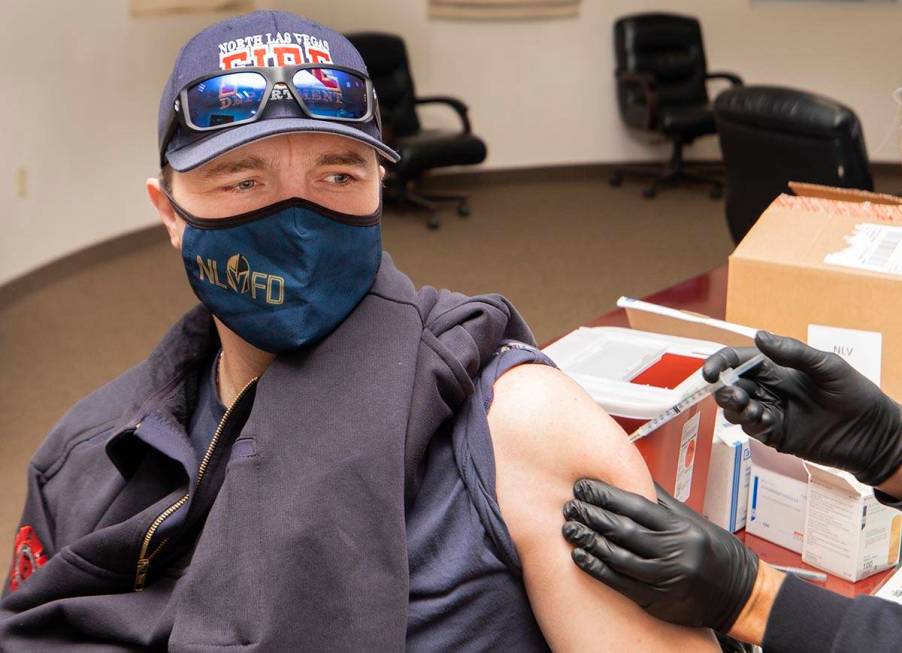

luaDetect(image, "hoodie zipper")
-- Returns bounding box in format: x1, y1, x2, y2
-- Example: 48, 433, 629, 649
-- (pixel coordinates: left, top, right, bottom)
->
134, 376, 258, 591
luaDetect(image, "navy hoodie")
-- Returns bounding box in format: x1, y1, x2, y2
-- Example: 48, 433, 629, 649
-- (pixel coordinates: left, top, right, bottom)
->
0, 253, 536, 651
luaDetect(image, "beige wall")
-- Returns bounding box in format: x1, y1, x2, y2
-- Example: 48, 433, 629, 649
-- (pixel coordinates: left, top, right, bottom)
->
2, 2, 230, 287
3, 0, 902, 285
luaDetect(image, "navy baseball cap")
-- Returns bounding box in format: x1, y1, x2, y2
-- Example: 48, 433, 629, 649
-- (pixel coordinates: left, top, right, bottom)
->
158, 10, 399, 171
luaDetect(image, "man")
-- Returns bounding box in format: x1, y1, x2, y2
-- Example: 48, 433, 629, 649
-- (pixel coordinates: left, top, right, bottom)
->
1, 10, 718, 652
563, 331, 902, 652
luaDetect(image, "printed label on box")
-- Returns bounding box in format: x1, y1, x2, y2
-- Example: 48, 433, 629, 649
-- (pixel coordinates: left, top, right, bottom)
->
747, 467, 808, 554
675, 412, 700, 502
803, 464, 902, 581
803, 480, 860, 580
824, 223, 902, 276
807, 324, 882, 386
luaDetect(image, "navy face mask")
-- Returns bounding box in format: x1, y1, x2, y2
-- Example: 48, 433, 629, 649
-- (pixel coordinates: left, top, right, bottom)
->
168, 194, 382, 353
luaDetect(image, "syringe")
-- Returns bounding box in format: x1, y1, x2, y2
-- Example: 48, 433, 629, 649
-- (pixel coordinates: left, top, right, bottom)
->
628, 353, 767, 443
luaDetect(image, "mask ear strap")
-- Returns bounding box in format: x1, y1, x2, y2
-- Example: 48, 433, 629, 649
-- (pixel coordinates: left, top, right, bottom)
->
158, 185, 202, 225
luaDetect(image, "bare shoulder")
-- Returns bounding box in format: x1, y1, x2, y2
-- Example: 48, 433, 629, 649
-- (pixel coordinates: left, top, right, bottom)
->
487, 362, 653, 552
486, 363, 718, 651
488, 363, 653, 503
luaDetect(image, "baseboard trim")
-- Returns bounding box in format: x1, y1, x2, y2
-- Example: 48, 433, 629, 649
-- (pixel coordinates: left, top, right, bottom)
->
872, 162, 901, 175
422, 160, 900, 188
4, 159, 899, 308
419, 159, 725, 188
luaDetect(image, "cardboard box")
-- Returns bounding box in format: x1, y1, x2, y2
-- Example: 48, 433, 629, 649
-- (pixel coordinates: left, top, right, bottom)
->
726, 184, 902, 399
746, 439, 808, 553
703, 412, 751, 533
787, 181, 902, 206
802, 463, 902, 582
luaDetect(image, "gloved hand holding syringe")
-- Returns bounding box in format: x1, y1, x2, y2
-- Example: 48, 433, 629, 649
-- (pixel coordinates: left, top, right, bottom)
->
629, 352, 767, 443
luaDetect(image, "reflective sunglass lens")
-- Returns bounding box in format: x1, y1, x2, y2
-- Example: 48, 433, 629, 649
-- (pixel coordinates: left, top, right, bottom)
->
292, 68, 368, 119
186, 72, 268, 128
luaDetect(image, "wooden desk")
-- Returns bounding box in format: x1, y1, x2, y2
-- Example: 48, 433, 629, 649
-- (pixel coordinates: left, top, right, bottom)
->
560, 264, 893, 597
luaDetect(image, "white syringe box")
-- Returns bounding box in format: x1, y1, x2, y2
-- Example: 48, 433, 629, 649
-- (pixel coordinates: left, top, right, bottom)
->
746, 439, 808, 553
543, 327, 722, 513
703, 412, 751, 533
802, 463, 902, 582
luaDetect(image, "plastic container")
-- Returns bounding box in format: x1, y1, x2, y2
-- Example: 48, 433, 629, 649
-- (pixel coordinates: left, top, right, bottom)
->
543, 327, 723, 513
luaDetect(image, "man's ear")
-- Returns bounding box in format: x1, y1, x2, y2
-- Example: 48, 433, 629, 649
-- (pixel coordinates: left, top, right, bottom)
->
146, 177, 184, 250
379, 165, 386, 182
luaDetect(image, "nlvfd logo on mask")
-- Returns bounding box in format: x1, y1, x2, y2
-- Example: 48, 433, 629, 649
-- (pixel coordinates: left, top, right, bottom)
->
177, 198, 382, 353
195, 253, 285, 305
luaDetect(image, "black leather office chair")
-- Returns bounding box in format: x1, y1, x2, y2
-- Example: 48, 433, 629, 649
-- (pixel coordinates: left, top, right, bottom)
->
346, 32, 488, 229
612, 13, 743, 199
715, 85, 873, 243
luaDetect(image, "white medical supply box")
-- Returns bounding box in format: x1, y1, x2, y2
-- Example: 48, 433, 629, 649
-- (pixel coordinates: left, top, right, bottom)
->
802, 463, 902, 582
703, 413, 751, 533
746, 439, 808, 554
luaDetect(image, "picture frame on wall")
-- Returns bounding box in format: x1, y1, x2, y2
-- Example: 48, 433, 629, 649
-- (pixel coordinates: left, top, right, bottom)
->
753, 1, 896, 3
429, 0, 581, 20
130, 0, 254, 17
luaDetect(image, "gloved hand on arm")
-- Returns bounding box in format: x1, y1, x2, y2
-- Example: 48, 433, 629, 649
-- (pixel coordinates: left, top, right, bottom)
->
703, 331, 902, 490
562, 479, 761, 634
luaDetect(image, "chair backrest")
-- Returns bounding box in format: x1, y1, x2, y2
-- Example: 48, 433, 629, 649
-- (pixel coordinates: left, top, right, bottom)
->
614, 13, 710, 129
345, 32, 421, 139
714, 85, 873, 243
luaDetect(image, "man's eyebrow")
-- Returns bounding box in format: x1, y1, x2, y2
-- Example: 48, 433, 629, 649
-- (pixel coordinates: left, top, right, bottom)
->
315, 151, 370, 168
200, 155, 273, 179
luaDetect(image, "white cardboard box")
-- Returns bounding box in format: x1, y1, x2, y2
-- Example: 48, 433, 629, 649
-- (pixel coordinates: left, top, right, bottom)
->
802, 463, 902, 582
703, 411, 751, 533
746, 439, 808, 553
875, 564, 902, 605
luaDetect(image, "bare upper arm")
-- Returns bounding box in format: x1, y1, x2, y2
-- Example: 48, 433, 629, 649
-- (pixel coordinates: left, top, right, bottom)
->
488, 364, 718, 652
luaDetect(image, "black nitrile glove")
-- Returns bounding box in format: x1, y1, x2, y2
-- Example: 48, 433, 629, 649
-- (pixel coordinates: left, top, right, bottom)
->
562, 479, 758, 633
703, 331, 902, 487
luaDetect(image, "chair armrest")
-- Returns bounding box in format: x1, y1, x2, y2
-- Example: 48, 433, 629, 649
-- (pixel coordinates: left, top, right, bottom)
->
414, 95, 472, 134
706, 71, 744, 87
616, 71, 659, 130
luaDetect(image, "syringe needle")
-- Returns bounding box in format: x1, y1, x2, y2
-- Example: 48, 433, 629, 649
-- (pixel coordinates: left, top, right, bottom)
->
628, 353, 766, 444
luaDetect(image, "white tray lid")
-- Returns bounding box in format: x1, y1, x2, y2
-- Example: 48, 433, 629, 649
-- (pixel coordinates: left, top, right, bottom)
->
543, 327, 725, 419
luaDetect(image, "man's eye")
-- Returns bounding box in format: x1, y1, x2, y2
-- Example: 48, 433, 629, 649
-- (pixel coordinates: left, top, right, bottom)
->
326, 173, 355, 185
235, 179, 257, 192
